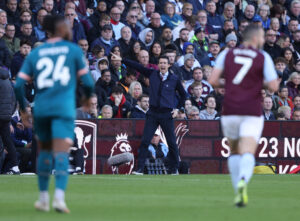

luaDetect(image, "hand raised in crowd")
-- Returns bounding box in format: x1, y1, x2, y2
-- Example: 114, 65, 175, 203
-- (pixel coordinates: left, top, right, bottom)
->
110, 52, 122, 62
171, 109, 179, 118
113, 93, 122, 106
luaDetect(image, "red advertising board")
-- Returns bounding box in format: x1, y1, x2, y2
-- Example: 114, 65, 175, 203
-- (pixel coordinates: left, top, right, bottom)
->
75, 120, 300, 174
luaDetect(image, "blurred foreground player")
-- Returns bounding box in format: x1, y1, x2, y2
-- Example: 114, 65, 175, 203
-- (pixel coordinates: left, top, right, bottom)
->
14, 15, 94, 213
209, 25, 279, 207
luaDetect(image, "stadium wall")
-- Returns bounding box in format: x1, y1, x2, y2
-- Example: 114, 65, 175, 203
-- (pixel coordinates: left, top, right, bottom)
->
75, 120, 300, 174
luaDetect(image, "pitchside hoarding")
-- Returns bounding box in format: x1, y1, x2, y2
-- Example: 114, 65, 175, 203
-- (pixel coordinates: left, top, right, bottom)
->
74, 120, 300, 174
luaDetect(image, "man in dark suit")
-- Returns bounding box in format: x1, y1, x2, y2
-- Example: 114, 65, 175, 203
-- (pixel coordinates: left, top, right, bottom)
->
112, 53, 186, 174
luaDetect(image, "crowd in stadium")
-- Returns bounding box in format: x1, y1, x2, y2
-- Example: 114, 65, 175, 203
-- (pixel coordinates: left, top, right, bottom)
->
0, 0, 300, 173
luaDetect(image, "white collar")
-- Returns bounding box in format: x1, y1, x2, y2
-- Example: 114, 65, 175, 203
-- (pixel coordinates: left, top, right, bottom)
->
160, 71, 169, 81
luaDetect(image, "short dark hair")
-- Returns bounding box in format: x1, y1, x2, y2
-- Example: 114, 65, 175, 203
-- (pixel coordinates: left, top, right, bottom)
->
204, 94, 216, 105
42, 15, 65, 35
137, 94, 149, 102
279, 85, 288, 92
293, 94, 300, 101
101, 69, 111, 76
242, 24, 263, 42
112, 85, 124, 94
158, 55, 169, 64
21, 21, 32, 27
179, 28, 189, 33
192, 67, 202, 74
20, 39, 32, 47
274, 57, 287, 65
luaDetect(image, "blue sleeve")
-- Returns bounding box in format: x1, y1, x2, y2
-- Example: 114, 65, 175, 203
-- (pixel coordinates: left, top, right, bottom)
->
148, 145, 156, 158
123, 58, 153, 78
160, 143, 169, 157
262, 51, 278, 82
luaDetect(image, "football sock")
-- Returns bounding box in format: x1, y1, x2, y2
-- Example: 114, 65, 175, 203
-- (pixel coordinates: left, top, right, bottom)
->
54, 152, 69, 200
39, 191, 49, 203
238, 153, 255, 184
228, 154, 241, 192
37, 151, 53, 192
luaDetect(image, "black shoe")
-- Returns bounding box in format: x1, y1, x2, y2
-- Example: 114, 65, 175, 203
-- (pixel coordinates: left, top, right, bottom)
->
6, 170, 20, 175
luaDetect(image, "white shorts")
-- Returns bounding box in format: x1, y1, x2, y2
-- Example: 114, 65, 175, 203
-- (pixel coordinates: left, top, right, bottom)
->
220, 115, 264, 143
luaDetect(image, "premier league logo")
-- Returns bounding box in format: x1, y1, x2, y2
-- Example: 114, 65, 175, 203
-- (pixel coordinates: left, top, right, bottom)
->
110, 133, 134, 174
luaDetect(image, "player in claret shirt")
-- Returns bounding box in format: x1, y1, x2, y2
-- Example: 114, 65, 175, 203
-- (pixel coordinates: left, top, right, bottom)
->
209, 24, 280, 207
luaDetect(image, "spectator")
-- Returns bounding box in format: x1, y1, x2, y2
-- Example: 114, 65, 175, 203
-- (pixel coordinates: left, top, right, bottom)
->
78, 39, 91, 59
118, 72, 137, 99
164, 49, 182, 80
172, 15, 197, 42
200, 41, 221, 67
180, 54, 194, 80
125, 10, 141, 40
269, 18, 282, 37
0, 9, 7, 28
128, 40, 143, 61
274, 57, 290, 83
206, 1, 223, 34
10, 39, 31, 79
263, 96, 276, 120
221, 2, 238, 30
64, 7, 86, 43
176, 42, 201, 69
286, 72, 300, 99
127, 81, 143, 106
283, 47, 295, 71
87, 14, 110, 45
161, 2, 183, 30
276, 112, 287, 120
288, 0, 300, 24
118, 26, 135, 56
275, 86, 294, 110
5, 0, 20, 25
159, 27, 174, 49
276, 35, 291, 49
191, 27, 209, 60
236, 19, 249, 41
293, 94, 300, 109
181, 3, 193, 20
0, 67, 20, 174
196, 10, 215, 38
130, 94, 149, 119
149, 13, 165, 42
107, 85, 131, 118
42, 0, 55, 15
190, 81, 204, 110
34, 8, 47, 41
76, 94, 98, 119
0, 27, 11, 68
99, 105, 113, 119
135, 50, 158, 78
257, 4, 271, 29
91, 57, 109, 82
18, 21, 37, 45
11, 106, 32, 172
292, 107, 300, 120
283, 19, 299, 39
225, 33, 238, 49
186, 106, 200, 120
174, 28, 189, 55
199, 95, 218, 120
184, 98, 192, 111
185, 67, 214, 98
91, 24, 119, 56
3, 24, 20, 59
109, 50, 127, 82
138, 28, 155, 51
88, 0, 107, 28
264, 29, 282, 59
94, 69, 115, 108
292, 30, 300, 54
110, 7, 125, 40
149, 42, 162, 65
19, 0, 30, 11
203, 65, 212, 80
278, 105, 292, 119
240, 4, 257, 23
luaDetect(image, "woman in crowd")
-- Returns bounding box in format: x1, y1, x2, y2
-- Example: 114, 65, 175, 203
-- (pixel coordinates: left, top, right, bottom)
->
161, 2, 183, 29
286, 72, 300, 99
149, 41, 162, 65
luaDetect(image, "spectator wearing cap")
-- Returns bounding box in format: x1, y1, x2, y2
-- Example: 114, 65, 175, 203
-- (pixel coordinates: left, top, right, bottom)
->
172, 15, 197, 42
91, 24, 119, 56
191, 27, 209, 59
225, 33, 237, 49
176, 42, 201, 69
200, 41, 220, 67
180, 54, 195, 80
110, 7, 125, 40
64, 7, 86, 43
138, 28, 155, 51
161, 2, 183, 30
221, 2, 238, 31
206, 1, 223, 35
5, 0, 20, 25
124, 9, 141, 40
264, 29, 282, 60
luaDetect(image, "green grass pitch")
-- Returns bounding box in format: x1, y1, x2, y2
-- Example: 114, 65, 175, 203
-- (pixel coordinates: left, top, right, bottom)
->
0, 175, 299, 221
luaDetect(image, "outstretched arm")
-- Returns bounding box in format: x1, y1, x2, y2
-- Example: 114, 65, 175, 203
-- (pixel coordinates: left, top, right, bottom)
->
111, 53, 153, 78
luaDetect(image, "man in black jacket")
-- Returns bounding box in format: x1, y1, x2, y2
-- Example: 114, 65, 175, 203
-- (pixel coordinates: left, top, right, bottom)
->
0, 67, 20, 174
112, 53, 187, 174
